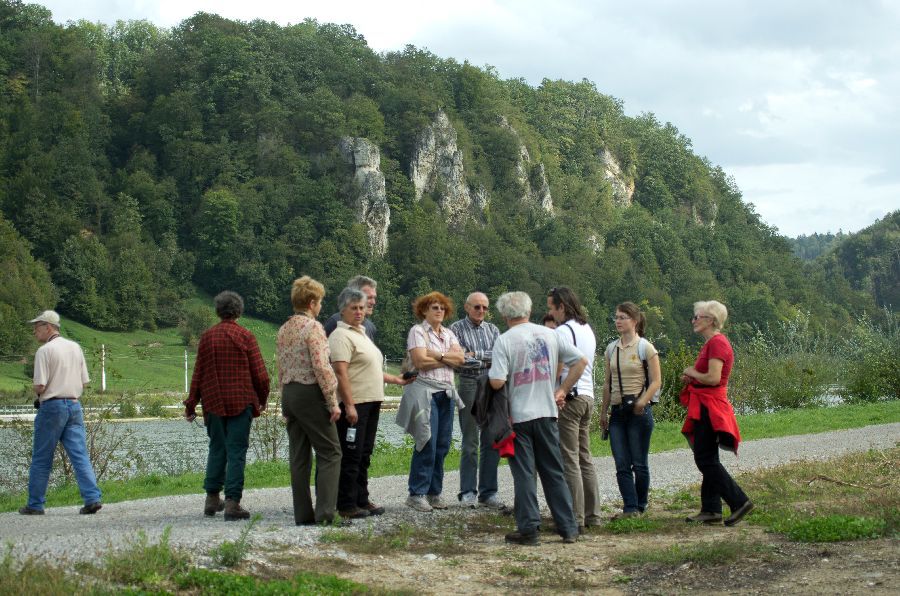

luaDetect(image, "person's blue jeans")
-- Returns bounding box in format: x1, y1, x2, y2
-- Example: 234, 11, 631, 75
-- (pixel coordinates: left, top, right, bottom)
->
28, 399, 102, 510
408, 391, 455, 496
457, 375, 500, 501
508, 417, 578, 538
609, 403, 654, 513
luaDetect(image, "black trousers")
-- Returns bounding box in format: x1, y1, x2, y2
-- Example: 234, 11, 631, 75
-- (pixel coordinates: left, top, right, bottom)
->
692, 405, 749, 514
335, 401, 381, 511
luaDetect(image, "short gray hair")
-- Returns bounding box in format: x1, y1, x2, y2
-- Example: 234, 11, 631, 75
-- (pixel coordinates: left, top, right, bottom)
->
214, 291, 244, 320
496, 291, 532, 320
694, 300, 728, 329
337, 287, 367, 311
348, 275, 377, 291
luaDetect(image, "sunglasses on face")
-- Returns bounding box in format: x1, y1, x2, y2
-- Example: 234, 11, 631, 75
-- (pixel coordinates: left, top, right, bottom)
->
691, 314, 711, 322
470, 305, 489, 311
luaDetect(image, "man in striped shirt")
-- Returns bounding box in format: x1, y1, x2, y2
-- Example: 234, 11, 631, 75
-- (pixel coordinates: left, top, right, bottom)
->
450, 292, 505, 509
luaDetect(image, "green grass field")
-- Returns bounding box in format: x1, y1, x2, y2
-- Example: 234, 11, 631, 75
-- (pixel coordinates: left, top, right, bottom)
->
0, 312, 282, 393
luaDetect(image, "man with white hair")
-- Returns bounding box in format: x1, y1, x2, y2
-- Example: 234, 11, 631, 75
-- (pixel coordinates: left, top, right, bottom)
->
20, 310, 102, 515
489, 292, 588, 545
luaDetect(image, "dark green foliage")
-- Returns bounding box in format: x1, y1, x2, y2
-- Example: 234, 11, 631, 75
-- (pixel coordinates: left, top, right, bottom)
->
0, 214, 55, 356
0, 1, 885, 360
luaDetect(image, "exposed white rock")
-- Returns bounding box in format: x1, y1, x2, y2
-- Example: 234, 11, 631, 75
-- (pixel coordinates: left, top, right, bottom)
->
599, 148, 635, 207
498, 116, 553, 214
338, 137, 390, 257
409, 110, 474, 226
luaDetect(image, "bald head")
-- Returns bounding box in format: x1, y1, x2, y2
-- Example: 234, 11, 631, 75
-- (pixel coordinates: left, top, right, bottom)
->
464, 292, 490, 324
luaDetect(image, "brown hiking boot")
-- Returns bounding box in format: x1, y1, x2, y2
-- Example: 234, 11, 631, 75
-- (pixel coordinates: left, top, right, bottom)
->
204, 493, 225, 517
223, 499, 250, 521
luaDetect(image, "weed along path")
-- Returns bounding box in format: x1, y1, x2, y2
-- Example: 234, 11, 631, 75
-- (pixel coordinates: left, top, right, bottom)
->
2, 422, 898, 594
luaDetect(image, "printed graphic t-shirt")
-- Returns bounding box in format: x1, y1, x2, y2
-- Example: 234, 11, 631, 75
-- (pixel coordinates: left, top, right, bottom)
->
489, 322, 584, 423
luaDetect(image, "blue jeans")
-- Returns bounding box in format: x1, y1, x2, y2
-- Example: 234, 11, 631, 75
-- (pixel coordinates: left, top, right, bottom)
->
457, 375, 500, 501
609, 404, 654, 513
508, 417, 578, 537
28, 399, 102, 510
408, 391, 455, 496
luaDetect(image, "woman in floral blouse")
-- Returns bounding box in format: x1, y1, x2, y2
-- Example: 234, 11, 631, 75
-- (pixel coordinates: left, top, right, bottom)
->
276, 276, 343, 526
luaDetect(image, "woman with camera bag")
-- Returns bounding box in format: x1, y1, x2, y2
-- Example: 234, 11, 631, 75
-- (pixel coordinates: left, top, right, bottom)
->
600, 302, 662, 520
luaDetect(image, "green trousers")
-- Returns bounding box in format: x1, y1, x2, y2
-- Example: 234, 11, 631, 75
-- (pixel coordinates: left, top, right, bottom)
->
204, 406, 252, 501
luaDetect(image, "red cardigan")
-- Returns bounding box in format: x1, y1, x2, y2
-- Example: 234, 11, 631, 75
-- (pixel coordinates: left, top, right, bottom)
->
680, 384, 741, 454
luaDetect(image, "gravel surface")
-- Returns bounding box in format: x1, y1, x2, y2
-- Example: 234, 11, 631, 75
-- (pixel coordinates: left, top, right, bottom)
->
2, 422, 898, 563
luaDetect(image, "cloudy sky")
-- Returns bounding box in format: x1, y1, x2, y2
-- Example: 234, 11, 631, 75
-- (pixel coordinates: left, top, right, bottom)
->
38, 0, 899, 237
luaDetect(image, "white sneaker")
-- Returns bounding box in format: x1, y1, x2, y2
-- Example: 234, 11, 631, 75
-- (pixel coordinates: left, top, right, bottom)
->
427, 494, 449, 510
405, 494, 433, 512
480, 494, 507, 510
459, 492, 477, 508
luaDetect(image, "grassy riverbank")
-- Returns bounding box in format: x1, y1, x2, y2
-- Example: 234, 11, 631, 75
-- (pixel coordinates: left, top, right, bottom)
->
1, 401, 897, 513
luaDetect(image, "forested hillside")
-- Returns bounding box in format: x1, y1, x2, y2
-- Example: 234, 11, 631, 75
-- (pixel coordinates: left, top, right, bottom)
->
815, 211, 899, 311
0, 2, 880, 358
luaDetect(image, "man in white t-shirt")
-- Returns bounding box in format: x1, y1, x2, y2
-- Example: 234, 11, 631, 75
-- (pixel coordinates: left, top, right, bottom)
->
20, 310, 102, 516
547, 286, 601, 529
489, 292, 587, 545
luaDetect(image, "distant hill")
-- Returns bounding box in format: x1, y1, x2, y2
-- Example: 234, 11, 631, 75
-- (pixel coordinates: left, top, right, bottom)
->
817, 211, 899, 311
790, 231, 846, 260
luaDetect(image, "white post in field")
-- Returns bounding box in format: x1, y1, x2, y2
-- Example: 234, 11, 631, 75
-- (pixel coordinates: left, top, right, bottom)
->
184, 350, 189, 393
101, 344, 107, 392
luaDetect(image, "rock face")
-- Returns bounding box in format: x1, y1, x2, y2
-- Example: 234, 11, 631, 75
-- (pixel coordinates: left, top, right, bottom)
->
338, 137, 390, 257
599, 148, 635, 207
409, 110, 474, 226
499, 116, 553, 214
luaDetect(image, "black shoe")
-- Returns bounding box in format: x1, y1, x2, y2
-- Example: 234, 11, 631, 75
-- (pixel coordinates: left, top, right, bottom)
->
725, 501, 754, 527
505, 531, 539, 546
338, 507, 370, 519
19, 506, 44, 515
562, 533, 578, 544
298, 517, 352, 527
79, 502, 102, 515
685, 511, 723, 524
364, 501, 386, 516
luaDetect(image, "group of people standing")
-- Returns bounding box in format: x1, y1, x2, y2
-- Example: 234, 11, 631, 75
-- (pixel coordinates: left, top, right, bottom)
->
19, 279, 752, 541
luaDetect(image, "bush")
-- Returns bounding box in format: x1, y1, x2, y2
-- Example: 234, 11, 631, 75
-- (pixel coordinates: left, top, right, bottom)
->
840, 311, 900, 402
177, 304, 217, 347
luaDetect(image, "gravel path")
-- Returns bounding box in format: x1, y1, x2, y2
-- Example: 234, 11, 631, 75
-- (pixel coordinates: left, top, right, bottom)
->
2, 422, 898, 562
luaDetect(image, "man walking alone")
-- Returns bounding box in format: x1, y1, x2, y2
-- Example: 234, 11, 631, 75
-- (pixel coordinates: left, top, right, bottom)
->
20, 310, 102, 516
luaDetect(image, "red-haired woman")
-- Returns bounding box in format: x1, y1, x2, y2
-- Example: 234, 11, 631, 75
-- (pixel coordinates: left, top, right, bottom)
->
397, 292, 465, 512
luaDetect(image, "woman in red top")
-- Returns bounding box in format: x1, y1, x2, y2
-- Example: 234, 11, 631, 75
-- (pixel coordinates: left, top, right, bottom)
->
680, 300, 753, 526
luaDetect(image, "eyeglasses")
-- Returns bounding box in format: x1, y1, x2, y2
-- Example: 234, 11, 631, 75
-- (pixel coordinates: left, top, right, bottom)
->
691, 314, 712, 322
429, 304, 446, 311
470, 305, 489, 311
611, 315, 631, 322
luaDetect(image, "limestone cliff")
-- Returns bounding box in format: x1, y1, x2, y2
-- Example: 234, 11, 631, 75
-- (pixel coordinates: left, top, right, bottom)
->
499, 116, 553, 214
409, 110, 476, 226
599, 148, 635, 207
338, 137, 390, 257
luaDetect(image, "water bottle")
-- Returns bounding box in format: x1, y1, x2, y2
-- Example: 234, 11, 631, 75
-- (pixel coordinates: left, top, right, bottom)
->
346, 426, 357, 450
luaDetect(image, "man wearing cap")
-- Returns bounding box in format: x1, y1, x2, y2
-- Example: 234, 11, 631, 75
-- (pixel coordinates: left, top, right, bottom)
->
20, 310, 102, 515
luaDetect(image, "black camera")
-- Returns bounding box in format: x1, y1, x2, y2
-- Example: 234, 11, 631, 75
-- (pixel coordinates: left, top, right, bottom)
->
402, 371, 418, 380
622, 394, 637, 409
601, 428, 609, 441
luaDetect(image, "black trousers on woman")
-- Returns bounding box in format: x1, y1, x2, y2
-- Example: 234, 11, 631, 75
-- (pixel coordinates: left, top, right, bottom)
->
692, 404, 749, 514
335, 401, 381, 511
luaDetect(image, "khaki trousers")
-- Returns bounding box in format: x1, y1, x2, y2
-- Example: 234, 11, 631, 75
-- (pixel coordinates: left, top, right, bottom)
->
557, 394, 602, 526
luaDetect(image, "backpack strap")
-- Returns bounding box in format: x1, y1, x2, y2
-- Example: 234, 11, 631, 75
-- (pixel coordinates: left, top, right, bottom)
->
561, 322, 576, 346
638, 337, 650, 392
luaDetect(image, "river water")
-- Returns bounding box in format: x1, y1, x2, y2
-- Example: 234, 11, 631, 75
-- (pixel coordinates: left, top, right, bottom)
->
0, 409, 461, 489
